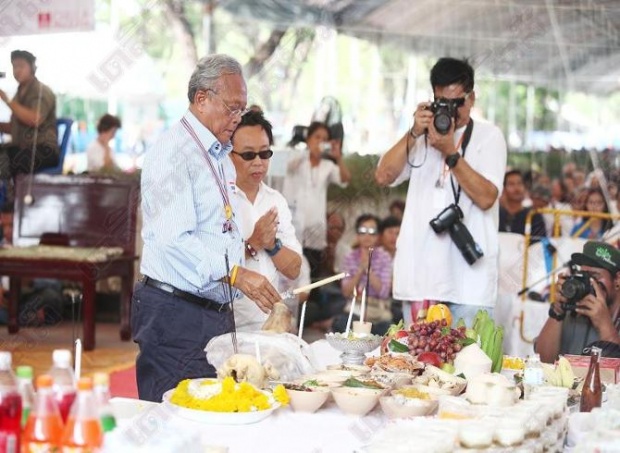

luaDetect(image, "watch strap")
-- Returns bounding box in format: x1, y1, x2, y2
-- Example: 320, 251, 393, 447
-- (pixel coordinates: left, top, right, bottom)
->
445, 152, 461, 169
265, 238, 282, 257
548, 303, 566, 321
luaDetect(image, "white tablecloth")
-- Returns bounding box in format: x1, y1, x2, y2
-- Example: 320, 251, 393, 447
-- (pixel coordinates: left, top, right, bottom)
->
108, 397, 384, 453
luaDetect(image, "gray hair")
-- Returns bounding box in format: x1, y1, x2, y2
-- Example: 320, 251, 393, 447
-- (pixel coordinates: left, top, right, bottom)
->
187, 54, 243, 103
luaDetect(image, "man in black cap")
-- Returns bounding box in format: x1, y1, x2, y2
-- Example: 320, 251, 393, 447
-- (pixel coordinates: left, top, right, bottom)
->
0, 50, 58, 209
536, 241, 620, 362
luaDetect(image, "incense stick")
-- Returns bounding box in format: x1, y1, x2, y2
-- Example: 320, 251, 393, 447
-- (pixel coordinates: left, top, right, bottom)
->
224, 252, 238, 354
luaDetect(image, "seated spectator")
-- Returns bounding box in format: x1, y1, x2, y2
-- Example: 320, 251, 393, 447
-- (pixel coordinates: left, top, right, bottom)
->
304, 211, 349, 332
86, 114, 122, 173
333, 214, 393, 335
571, 188, 613, 240
0, 50, 58, 209
378, 215, 402, 322
389, 199, 405, 221
550, 177, 575, 236
535, 241, 620, 362
499, 170, 546, 240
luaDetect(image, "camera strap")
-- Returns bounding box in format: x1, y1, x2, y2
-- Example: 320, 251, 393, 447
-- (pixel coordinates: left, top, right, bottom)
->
450, 118, 474, 205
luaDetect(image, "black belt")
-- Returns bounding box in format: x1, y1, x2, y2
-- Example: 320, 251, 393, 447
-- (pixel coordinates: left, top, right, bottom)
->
142, 276, 230, 312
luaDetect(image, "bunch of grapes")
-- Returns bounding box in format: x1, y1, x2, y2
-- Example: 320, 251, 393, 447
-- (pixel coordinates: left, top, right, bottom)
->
408, 320, 467, 363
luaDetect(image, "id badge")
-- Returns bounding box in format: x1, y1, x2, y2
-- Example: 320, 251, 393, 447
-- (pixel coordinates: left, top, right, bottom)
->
433, 187, 445, 209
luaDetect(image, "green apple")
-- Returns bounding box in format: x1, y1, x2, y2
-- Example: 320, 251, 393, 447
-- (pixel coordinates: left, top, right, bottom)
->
465, 328, 477, 341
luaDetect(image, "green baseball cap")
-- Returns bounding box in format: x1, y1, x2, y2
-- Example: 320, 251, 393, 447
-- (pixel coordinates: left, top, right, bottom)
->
571, 241, 620, 274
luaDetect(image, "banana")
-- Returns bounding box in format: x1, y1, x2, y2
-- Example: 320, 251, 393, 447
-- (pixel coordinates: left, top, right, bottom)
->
473, 310, 489, 336
480, 318, 495, 357
558, 356, 575, 389
491, 326, 505, 372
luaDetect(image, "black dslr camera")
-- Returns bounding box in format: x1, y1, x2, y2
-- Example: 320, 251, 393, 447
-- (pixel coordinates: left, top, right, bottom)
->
560, 271, 594, 312
428, 98, 465, 135
430, 204, 483, 265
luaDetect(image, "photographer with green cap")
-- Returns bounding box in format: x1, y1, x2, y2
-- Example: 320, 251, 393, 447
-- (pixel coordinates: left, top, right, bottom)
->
536, 241, 620, 362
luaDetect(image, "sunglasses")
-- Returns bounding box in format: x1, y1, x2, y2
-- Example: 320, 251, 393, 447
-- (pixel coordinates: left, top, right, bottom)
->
357, 227, 378, 235
231, 150, 274, 161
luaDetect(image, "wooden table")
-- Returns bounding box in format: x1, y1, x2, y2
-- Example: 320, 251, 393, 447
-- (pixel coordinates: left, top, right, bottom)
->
0, 174, 139, 350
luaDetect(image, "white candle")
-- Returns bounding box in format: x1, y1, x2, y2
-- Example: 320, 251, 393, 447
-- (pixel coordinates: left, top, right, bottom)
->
345, 287, 357, 335
74, 339, 82, 380
298, 301, 307, 339
255, 341, 262, 364
360, 288, 367, 324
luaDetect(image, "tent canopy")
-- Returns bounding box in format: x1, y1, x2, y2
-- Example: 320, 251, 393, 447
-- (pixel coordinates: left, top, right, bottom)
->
222, 0, 620, 94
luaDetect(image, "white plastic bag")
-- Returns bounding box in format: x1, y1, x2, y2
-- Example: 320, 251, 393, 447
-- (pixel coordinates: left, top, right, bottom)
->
205, 332, 319, 382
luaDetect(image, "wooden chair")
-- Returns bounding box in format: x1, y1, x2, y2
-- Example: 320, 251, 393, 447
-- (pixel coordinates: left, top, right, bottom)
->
0, 174, 140, 350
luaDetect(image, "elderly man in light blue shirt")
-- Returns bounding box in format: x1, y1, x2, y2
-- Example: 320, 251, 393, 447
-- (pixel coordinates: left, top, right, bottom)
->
133, 54, 280, 402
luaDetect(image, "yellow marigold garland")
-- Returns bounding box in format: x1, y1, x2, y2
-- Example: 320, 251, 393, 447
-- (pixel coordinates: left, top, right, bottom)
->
170, 377, 289, 412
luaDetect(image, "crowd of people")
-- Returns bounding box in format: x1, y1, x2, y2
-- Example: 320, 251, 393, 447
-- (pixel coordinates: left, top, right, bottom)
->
2, 49, 619, 402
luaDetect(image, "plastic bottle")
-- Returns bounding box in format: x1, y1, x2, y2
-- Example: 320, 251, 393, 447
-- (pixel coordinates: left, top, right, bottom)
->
93, 372, 117, 433
47, 349, 76, 423
0, 351, 21, 453
15, 365, 35, 430
580, 346, 602, 413
523, 353, 544, 400
22, 374, 63, 452
61, 377, 103, 451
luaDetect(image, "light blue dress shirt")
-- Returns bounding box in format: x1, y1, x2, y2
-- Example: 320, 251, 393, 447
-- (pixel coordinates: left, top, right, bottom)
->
140, 110, 244, 304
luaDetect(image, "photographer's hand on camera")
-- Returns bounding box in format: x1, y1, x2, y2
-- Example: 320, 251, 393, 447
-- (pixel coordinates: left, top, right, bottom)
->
410, 102, 432, 139
575, 278, 616, 337
427, 117, 456, 157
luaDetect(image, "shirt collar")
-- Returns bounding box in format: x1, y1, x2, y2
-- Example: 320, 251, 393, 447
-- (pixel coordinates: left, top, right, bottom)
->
183, 109, 232, 160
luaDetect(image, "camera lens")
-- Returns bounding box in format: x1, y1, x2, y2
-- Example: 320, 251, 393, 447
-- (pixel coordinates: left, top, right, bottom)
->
434, 113, 452, 135
561, 280, 582, 300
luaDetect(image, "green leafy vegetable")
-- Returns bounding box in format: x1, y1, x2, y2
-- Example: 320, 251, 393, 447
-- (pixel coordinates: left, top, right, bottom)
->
389, 339, 409, 353
343, 377, 383, 389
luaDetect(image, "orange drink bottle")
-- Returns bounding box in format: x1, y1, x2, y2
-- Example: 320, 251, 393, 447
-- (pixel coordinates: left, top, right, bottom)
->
61, 377, 103, 451
22, 374, 64, 452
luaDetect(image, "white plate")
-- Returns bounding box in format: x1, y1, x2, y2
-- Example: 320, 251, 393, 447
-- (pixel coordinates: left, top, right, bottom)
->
162, 389, 280, 425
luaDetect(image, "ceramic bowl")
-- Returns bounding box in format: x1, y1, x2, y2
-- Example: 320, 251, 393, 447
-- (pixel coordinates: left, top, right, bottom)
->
331, 387, 384, 416
379, 395, 438, 419
285, 387, 331, 413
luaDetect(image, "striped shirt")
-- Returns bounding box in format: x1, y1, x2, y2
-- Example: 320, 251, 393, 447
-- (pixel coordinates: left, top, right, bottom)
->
341, 247, 393, 300
140, 110, 244, 304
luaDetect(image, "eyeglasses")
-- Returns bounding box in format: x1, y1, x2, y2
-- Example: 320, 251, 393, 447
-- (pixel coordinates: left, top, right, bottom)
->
357, 227, 378, 235
231, 150, 274, 161
207, 89, 250, 118
434, 91, 472, 107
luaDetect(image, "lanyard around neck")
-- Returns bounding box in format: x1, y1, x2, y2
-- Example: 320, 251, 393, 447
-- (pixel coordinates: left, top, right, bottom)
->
181, 117, 234, 228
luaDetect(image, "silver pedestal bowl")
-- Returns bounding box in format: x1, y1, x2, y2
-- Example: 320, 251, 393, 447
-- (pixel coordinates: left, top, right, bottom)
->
325, 333, 382, 366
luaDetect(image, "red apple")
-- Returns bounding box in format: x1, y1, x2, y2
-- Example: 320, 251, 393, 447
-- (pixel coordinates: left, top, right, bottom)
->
417, 351, 443, 368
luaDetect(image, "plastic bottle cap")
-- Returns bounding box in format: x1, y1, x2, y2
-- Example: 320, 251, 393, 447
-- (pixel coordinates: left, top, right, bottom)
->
93, 372, 109, 387
0, 351, 12, 369
52, 349, 72, 368
77, 377, 93, 391
16, 365, 33, 379
37, 374, 53, 389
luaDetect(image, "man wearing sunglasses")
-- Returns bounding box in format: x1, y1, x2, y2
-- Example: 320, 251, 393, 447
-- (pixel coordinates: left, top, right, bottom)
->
229, 110, 303, 331
134, 54, 281, 402
376, 57, 507, 328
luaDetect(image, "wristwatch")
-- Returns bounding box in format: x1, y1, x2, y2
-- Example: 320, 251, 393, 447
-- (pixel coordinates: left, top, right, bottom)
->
265, 238, 282, 257
548, 303, 566, 321
445, 153, 461, 169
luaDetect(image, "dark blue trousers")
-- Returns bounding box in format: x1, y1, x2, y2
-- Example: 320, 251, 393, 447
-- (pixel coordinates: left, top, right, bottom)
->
131, 281, 234, 402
